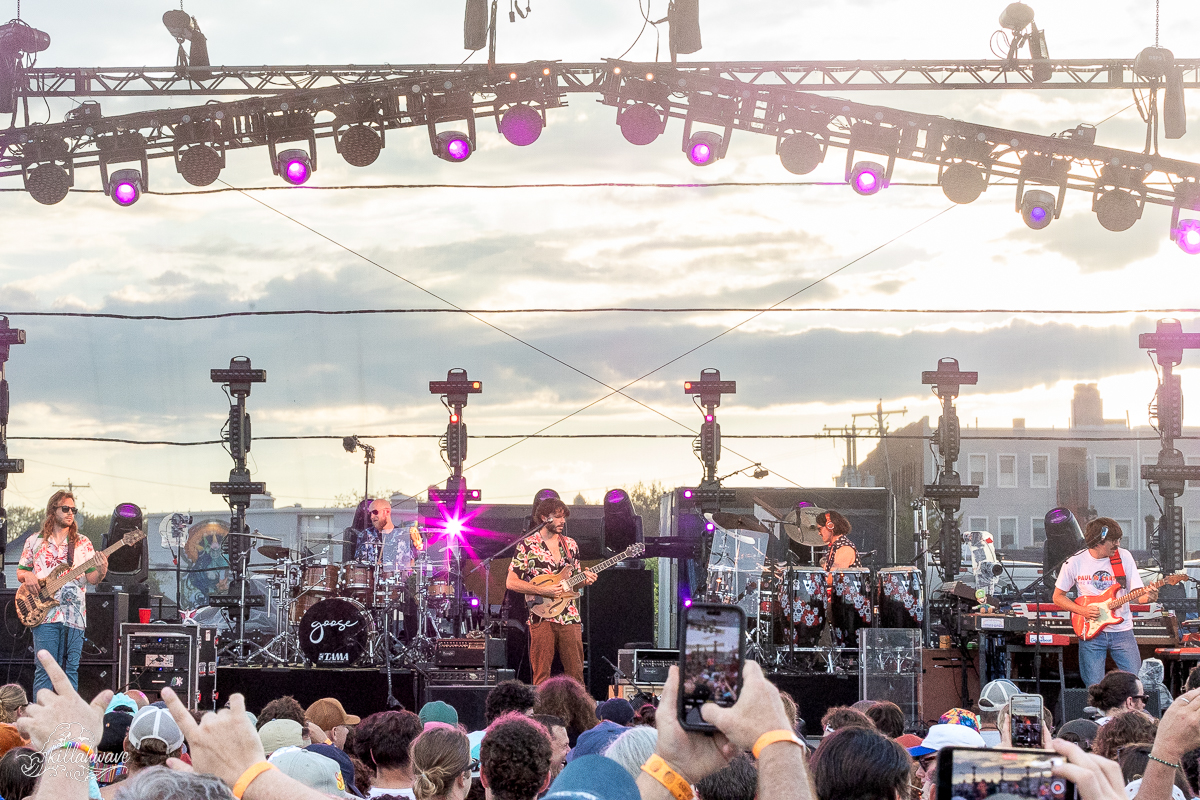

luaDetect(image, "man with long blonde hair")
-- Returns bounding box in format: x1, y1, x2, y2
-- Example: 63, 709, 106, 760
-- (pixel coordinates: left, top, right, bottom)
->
16, 491, 107, 694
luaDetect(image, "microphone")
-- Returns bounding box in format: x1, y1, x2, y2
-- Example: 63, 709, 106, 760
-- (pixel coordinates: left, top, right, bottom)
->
601, 655, 625, 679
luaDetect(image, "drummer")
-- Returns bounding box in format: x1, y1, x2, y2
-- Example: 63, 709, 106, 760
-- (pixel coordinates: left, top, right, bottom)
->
816, 510, 860, 571
356, 499, 422, 573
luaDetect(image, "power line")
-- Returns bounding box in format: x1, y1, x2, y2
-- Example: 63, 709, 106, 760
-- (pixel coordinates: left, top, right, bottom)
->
0, 181, 945, 195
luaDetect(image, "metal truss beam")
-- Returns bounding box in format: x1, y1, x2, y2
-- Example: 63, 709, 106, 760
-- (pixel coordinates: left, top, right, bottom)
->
14, 58, 1200, 98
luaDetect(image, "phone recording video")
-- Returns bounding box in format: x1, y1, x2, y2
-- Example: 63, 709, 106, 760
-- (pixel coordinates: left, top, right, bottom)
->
1008, 694, 1043, 749
678, 603, 745, 732
937, 747, 1071, 800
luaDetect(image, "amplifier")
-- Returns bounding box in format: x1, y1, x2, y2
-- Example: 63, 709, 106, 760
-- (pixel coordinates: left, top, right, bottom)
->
617, 648, 677, 684
208, 594, 265, 609
433, 638, 506, 668
120, 624, 216, 709
422, 667, 515, 684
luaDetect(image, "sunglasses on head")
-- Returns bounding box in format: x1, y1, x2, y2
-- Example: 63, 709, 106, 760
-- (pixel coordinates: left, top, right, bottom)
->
57, 506, 78, 514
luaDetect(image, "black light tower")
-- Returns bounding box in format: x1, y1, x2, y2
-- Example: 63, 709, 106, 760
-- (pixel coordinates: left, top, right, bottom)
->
429, 369, 482, 505
1139, 319, 1200, 573
684, 369, 736, 513
209, 357, 266, 661
0, 317, 25, 587
921, 358, 980, 580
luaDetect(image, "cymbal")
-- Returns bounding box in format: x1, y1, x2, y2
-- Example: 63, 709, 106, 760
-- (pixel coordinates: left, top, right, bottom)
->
710, 512, 769, 535
227, 531, 282, 542
249, 567, 290, 576
258, 545, 295, 561
784, 521, 826, 547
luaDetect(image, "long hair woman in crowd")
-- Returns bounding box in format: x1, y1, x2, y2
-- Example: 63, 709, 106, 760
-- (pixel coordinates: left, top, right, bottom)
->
531, 676, 598, 747
410, 723, 473, 800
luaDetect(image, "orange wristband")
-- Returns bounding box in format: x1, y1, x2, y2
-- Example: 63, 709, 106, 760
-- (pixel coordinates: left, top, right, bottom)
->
232, 762, 278, 799
641, 754, 694, 800
752, 730, 804, 759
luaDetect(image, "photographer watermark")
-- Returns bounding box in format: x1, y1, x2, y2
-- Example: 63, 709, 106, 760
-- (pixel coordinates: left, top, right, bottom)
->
19, 722, 127, 781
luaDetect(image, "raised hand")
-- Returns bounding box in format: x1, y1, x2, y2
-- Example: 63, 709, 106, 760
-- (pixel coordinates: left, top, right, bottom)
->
17, 650, 111, 750
161, 688, 265, 787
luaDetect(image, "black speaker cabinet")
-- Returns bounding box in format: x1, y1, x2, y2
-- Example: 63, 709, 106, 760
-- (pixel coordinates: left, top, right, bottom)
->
424, 684, 492, 732
0, 660, 117, 701
83, 592, 128, 663
1060, 687, 1092, 724
583, 568, 654, 700
0, 590, 33, 661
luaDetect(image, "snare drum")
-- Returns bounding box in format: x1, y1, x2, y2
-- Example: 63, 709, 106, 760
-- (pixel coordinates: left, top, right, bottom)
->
875, 566, 923, 629
829, 568, 873, 648
341, 562, 376, 603
775, 568, 827, 648
302, 565, 339, 596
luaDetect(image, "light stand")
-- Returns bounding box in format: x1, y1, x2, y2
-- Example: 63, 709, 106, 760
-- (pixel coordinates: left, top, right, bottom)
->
0, 317, 25, 588
209, 356, 267, 666
342, 435, 376, 501
428, 369, 483, 506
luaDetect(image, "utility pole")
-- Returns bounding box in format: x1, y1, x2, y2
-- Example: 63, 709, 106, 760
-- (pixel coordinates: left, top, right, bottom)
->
821, 404, 906, 487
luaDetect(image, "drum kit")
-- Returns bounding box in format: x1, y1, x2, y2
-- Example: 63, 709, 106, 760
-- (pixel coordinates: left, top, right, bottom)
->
704, 504, 925, 673
219, 530, 481, 669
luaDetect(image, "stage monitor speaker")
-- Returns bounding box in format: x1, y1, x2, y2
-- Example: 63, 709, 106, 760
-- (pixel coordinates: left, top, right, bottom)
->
1060, 687, 1092, 724
0, 590, 32, 661
584, 568, 654, 700
0, 660, 116, 701
424, 684, 491, 732
83, 592, 128, 663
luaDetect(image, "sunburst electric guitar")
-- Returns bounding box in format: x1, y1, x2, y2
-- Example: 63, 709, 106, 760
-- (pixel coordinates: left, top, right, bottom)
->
1071, 573, 1187, 640
15, 529, 147, 627
526, 543, 645, 619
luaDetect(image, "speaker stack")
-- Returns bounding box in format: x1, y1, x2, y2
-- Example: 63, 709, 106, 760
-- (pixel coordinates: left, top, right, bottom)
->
421, 638, 513, 731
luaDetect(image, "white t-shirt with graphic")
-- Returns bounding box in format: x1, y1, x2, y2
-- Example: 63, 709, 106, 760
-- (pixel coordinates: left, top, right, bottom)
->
1055, 548, 1144, 632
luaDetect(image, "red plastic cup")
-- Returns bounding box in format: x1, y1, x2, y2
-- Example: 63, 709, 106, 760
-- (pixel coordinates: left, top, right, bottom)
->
138, 608, 152, 624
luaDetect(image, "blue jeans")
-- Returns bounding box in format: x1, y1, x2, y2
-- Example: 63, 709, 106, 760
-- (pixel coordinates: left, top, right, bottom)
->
1078, 628, 1142, 688
31, 622, 84, 697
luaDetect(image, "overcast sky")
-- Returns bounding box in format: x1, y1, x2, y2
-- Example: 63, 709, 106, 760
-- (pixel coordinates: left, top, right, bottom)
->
0, 0, 1197, 518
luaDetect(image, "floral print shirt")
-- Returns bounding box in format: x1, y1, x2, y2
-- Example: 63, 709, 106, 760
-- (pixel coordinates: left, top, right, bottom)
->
18, 534, 96, 630
510, 535, 582, 625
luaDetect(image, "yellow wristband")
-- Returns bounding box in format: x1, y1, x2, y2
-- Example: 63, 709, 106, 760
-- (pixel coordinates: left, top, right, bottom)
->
232, 762, 278, 800
752, 730, 805, 759
641, 754, 694, 800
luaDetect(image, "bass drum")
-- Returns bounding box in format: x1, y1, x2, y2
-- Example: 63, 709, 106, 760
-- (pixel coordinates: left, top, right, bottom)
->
775, 568, 827, 648
875, 566, 923, 629
299, 597, 373, 667
829, 568, 873, 648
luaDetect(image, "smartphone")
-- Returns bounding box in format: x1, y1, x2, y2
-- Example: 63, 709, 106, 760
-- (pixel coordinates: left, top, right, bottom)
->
677, 602, 746, 732
936, 747, 1071, 800
1009, 693, 1043, 749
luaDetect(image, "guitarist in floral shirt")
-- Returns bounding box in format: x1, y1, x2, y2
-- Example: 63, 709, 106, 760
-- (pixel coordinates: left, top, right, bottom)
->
17, 491, 108, 694
506, 497, 596, 685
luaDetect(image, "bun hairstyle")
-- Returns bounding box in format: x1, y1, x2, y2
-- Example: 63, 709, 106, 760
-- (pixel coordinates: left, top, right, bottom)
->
411, 724, 471, 800
0, 685, 28, 725
1084, 517, 1122, 549
1087, 670, 1140, 712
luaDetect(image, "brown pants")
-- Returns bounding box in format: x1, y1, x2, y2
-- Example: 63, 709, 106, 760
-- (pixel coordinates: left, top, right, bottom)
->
529, 619, 584, 686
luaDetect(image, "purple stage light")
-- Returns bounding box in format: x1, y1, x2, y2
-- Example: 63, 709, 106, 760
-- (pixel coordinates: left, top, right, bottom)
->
683, 598, 693, 608
1176, 219, 1200, 255
285, 159, 309, 183
1047, 508, 1071, 524
683, 489, 693, 499
113, 182, 139, 205
1021, 189, 1055, 230
470, 597, 480, 607
855, 171, 877, 192
606, 489, 625, 504
849, 161, 885, 196
704, 414, 714, 422
435, 131, 473, 163
500, 104, 544, 147
277, 149, 313, 186
691, 142, 711, 163
1029, 206, 1047, 224
117, 503, 139, 518
685, 131, 722, 167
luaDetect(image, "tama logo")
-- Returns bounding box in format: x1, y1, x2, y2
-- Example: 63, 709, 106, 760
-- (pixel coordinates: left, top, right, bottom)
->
318, 653, 350, 663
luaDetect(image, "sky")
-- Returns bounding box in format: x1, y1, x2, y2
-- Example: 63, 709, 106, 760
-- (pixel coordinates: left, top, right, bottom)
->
0, 0, 1198, 518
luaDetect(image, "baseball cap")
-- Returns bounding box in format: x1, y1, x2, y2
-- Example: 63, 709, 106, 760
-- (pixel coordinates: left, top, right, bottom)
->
596, 698, 635, 726
99, 710, 135, 753
272, 748, 352, 798
938, 708, 980, 731
978, 679, 1021, 712
306, 698, 361, 732
1056, 718, 1100, 750
106, 693, 138, 715
307, 743, 364, 798
260, 719, 305, 756
128, 706, 185, 752
546, 754, 640, 800
418, 700, 459, 727
907, 723, 987, 757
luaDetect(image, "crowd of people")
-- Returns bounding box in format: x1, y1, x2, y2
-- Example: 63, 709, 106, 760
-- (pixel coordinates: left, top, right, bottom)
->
8, 648, 1200, 800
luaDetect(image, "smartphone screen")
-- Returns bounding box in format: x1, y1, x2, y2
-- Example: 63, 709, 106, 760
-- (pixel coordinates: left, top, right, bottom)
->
678, 603, 745, 732
1009, 694, 1043, 749
937, 747, 1070, 800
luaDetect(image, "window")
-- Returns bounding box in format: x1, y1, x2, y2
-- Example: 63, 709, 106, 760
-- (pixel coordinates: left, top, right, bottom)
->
299, 514, 333, 551
1031, 518, 1046, 547
967, 517, 988, 535
1189, 520, 1200, 559
1030, 455, 1050, 489
1189, 457, 1200, 489
1113, 520, 1135, 550
997, 455, 1017, 488
1095, 456, 1132, 489
968, 454, 988, 487
998, 517, 1018, 550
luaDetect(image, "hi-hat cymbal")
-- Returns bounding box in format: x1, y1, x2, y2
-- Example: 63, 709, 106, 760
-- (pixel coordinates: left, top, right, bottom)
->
258, 545, 295, 561
710, 512, 769, 535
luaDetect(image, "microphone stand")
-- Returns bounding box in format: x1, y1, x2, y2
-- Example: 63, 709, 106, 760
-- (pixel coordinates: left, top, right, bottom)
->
1013, 545, 1084, 713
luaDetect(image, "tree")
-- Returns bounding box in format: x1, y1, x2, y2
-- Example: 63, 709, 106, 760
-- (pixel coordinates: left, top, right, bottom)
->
4, 506, 42, 544
625, 480, 668, 538
572, 492, 588, 505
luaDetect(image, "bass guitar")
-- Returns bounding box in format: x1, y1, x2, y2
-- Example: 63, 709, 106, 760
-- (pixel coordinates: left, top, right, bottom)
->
1071, 572, 1187, 640
526, 543, 645, 619
15, 529, 146, 627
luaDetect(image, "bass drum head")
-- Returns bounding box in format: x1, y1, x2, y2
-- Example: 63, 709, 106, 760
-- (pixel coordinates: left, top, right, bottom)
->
299, 597, 372, 667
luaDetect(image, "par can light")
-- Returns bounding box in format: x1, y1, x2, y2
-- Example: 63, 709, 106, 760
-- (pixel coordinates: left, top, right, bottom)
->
1173, 219, 1200, 255
778, 133, 823, 175
1094, 188, 1141, 232
940, 162, 987, 204
618, 103, 664, 146
338, 124, 382, 168
1020, 189, 1055, 229
849, 161, 885, 195
24, 162, 71, 205
178, 144, 222, 187
685, 131, 722, 166
499, 104, 543, 147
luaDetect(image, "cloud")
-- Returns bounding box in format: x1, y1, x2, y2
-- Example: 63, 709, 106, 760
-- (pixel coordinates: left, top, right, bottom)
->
1009, 210, 1166, 272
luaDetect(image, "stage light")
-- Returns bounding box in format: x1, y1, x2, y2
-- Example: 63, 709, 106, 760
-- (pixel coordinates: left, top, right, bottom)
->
276, 149, 312, 185
618, 103, 664, 146
435, 131, 472, 162
338, 124, 382, 167
443, 516, 466, 538
108, 169, 143, 207
177, 144, 222, 186
940, 162, 987, 204
1020, 189, 1055, 229
849, 161, 885, 195
1094, 188, 1141, 232
24, 162, 71, 205
531, 488, 560, 519
602, 488, 641, 553
685, 131, 722, 167
499, 105, 543, 147
778, 133, 824, 175
998, 2, 1035, 31
683, 597, 693, 608
1173, 219, 1200, 255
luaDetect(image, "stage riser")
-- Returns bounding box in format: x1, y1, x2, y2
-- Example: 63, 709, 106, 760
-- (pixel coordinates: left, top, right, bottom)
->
217, 666, 417, 717
765, 673, 859, 737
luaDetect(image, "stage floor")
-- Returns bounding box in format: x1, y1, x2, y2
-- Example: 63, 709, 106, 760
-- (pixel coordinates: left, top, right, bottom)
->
216, 665, 418, 717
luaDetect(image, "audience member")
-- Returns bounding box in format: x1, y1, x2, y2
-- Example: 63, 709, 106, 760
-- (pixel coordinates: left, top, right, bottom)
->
0, 746, 38, 800
308, 743, 365, 798
0, 723, 23, 758
819, 705, 875, 734
352, 709, 424, 798
529, 715, 569, 780
632, 703, 656, 728
1057, 718, 1101, 752
485, 681, 537, 726
1186, 664, 1200, 693
307, 697, 361, 748
259, 696, 308, 729
479, 713, 552, 800
0, 684, 28, 725
694, 754, 757, 800
851, 699, 877, 713
907, 721, 988, 800
419, 701, 460, 729
977, 678, 1020, 747
543, 755, 638, 800
100, 705, 186, 799
410, 723, 472, 800
259, 718, 306, 757
567, 716, 625, 762
111, 766, 235, 800
1142, 658, 1174, 715
866, 701, 905, 738
601, 726, 657, 780
272, 748, 355, 798
811, 726, 910, 800
1116, 742, 1191, 800
532, 677, 598, 747
1088, 670, 1147, 723
777, 691, 799, 734
1092, 708, 1157, 759
595, 698, 635, 726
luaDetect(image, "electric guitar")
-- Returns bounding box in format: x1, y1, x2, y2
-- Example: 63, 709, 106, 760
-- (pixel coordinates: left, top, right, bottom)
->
526, 543, 645, 619
1071, 573, 1187, 640
15, 530, 146, 627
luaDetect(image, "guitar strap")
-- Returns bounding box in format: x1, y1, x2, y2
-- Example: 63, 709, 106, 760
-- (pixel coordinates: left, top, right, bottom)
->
1108, 551, 1126, 589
